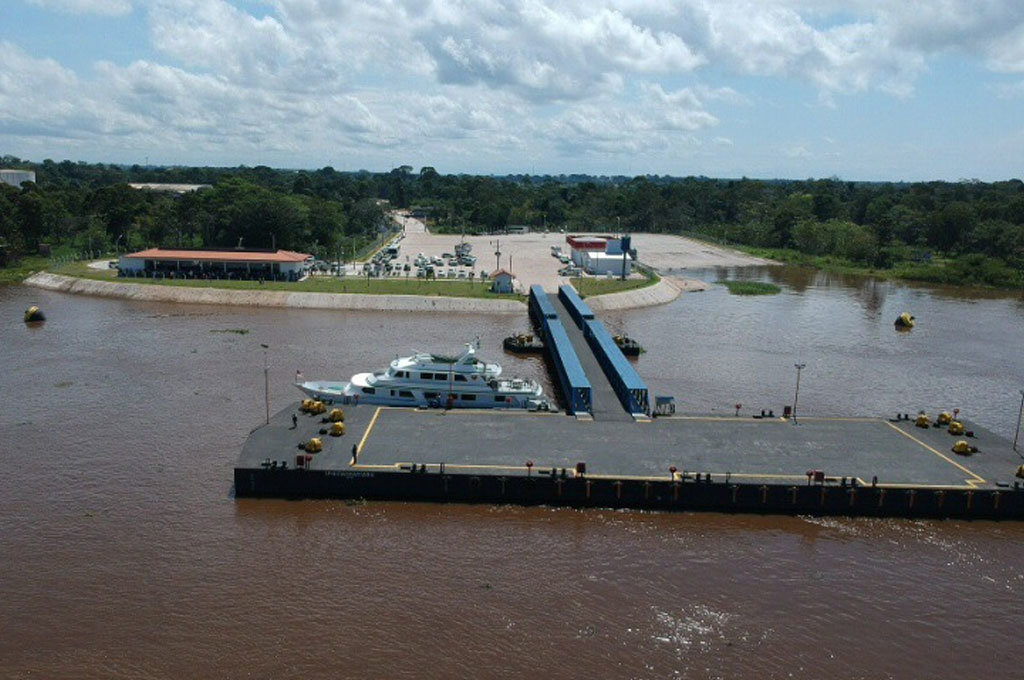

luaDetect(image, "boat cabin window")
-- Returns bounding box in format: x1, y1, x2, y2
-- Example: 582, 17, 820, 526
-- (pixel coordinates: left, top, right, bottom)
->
494, 396, 506, 402
361, 387, 375, 395
454, 375, 467, 382
399, 390, 414, 398
395, 371, 407, 378
460, 394, 476, 401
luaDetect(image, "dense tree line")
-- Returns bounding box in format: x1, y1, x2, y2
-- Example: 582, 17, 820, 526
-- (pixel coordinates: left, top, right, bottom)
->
2, 155, 1022, 287
0, 156, 388, 262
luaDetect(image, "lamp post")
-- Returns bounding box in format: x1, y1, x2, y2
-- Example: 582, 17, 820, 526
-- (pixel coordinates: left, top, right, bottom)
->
792, 363, 806, 424
261, 343, 270, 425
1014, 389, 1024, 454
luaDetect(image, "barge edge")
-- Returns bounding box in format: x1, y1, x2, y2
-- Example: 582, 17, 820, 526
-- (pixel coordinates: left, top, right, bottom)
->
233, 466, 1024, 520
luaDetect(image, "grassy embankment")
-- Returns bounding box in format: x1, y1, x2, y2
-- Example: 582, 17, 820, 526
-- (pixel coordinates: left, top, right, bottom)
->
0, 255, 51, 284
47, 260, 519, 299
570, 267, 659, 297
733, 246, 1024, 290
718, 280, 781, 295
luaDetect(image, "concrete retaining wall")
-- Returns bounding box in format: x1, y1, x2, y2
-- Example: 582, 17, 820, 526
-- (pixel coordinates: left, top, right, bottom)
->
586, 277, 699, 312
25, 272, 528, 314
25, 271, 707, 314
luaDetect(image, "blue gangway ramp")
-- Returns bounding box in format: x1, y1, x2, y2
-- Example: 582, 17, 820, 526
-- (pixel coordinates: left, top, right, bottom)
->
557, 284, 594, 328
528, 286, 592, 415
529, 284, 558, 325
558, 285, 649, 417
582, 318, 649, 415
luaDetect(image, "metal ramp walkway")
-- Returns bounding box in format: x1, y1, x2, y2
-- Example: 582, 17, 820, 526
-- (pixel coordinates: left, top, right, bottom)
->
549, 294, 633, 422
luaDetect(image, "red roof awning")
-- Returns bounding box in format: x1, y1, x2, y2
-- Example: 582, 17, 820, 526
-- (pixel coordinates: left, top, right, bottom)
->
123, 248, 311, 263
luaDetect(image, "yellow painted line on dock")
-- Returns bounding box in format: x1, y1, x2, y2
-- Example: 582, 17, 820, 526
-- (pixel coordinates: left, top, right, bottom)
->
884, 422, 985, 487
355, 407, 383, 456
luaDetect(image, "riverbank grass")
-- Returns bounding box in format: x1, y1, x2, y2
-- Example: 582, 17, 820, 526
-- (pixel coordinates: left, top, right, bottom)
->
0, 256, 51, 284
571, 269, 659, 297
719, 280, 781, 295
48, 261, 519, 299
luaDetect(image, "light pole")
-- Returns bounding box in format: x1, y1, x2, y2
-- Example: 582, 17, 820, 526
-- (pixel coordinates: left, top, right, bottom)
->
261, 343, 270, 425
491, 239, 501, 271
1014, 389, 1024, 454
792, 363, 806, 424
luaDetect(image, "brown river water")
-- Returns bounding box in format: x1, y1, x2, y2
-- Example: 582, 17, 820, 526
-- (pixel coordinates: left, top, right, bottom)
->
1, 267, 1023, 679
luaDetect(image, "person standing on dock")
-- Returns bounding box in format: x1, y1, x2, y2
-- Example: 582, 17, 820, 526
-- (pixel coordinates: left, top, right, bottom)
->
291, 413, 298, 429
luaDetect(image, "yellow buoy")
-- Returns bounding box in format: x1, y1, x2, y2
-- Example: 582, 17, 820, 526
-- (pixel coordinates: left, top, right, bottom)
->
312, 400, 326, 414
915, 413, 930, 428
952, 440, 971, 455
23, 305, 45, 322
936, 412, 952, 425
305, 437, 323, 453
330, 421, 346, 437
328, 408, 345, 422
301, 398, 314, 412
894, 312, 915, 330
947, 420, 964, 435
1016, 465, 1024, 480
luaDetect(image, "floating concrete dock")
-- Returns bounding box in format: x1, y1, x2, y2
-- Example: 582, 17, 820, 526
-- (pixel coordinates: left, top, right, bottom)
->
236, 288, 1024, 518
236, 401, 1024, 519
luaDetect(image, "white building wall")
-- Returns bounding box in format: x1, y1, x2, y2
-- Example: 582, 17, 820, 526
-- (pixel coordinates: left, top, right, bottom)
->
118, 256, 146, 270
584, 252, 631, 276
491, 274, 515, 293
0, 169, 36, 188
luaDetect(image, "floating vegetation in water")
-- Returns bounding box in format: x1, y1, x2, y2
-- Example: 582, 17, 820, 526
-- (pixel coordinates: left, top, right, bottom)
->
210, 328, 250, 335
719, 280, 781, 295
55, 381, 74, 388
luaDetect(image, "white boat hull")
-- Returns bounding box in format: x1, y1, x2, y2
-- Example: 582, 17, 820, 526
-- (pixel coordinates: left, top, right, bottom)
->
295, 343, 550, 410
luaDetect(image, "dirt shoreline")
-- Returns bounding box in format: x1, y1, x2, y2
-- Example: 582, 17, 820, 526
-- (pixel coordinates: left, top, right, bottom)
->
24, 271, 700, 313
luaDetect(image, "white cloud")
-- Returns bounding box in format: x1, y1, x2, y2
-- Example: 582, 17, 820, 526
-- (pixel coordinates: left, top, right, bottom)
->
27, 0, 132, 15
5, 0, 1024, 177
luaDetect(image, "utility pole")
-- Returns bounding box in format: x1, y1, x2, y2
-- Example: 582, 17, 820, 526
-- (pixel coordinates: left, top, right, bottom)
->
792, 363, 806, 424
491, 239, 501, 271
261, 344, 270, 425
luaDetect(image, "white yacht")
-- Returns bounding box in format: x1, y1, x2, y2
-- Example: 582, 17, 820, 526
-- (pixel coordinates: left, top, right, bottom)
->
296, 343, 549, 409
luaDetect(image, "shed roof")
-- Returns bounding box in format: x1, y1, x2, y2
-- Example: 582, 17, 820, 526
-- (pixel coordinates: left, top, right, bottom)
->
123, 248, 311, 263
566, 236, 609, 250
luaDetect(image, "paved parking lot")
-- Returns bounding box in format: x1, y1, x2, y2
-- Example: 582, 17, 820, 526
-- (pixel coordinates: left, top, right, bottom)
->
389, 213, 772, 292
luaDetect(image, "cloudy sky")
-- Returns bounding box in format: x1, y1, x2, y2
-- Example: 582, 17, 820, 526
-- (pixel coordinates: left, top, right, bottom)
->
2, 0, 1023, 180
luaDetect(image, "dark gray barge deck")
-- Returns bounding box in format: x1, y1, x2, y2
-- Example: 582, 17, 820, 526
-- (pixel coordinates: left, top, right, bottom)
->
235, 402, 1024, 519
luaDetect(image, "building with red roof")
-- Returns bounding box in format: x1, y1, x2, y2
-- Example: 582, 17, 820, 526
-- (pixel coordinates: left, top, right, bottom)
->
118, 248, 312, 281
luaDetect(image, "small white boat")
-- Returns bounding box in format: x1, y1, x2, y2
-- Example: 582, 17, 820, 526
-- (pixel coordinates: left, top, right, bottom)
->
296, 343, 549, 409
